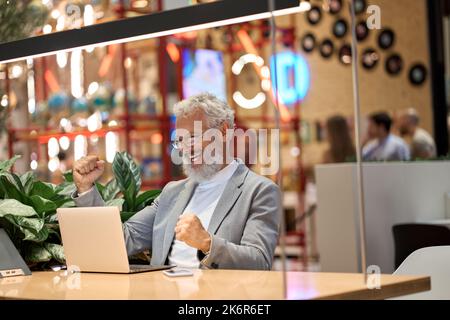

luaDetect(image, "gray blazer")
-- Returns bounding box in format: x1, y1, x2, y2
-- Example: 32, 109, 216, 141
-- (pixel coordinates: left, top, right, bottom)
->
73, 164, 281, 270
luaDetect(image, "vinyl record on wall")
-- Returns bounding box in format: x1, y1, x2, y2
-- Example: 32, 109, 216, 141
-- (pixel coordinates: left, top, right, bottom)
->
361, 48, 379, 70
319, 39, 335, 58
307, 6, 322, 25
385, 54, 403, 75
301, 33, 316, 53
409, 63, 428, 86
338, 44, 352, 65
333, 19, 348, 38
353, 0, 367, 14
328, 0, 343, 14
356, 21, 369, 42
378, 28, 395, 50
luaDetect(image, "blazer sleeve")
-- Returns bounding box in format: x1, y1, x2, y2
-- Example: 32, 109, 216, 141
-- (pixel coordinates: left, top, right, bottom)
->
72, 185, 159, 257
199, 181, 281, 270
122, 197, 159, 256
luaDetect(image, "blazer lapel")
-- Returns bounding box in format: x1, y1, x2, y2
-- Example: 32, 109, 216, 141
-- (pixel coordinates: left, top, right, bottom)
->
207, 164, 249, 234
161, 180, 197, 263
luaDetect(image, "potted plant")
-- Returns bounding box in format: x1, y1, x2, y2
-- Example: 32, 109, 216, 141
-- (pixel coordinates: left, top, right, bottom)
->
0, 152, 160, 270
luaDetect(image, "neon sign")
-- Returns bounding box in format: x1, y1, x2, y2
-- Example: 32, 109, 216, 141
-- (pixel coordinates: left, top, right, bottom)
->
270, 52, 310, 106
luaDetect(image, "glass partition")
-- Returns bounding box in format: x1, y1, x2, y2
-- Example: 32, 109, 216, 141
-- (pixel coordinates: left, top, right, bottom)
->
0, 0, 404, 299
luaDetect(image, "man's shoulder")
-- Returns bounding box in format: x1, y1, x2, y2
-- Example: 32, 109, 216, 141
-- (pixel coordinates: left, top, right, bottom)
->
157, 179, 190, 201
161, 178, 189, 192
364, 139, 378, 149
414, 128, 434, 143
243, 167, 279, 191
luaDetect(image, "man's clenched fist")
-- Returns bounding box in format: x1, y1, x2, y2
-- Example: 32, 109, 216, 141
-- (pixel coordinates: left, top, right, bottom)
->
175, 214, 211, 254
73, 155, 105, 193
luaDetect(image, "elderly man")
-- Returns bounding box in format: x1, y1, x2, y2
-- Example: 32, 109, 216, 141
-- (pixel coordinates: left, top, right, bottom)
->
72, 93, 281, 270
398, 108, 436, 160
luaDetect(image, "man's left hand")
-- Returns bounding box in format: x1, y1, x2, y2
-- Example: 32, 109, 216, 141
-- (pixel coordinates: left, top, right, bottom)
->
175, 214, 211, 253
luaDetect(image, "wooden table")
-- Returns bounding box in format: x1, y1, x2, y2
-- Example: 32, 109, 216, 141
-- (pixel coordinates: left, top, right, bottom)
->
0, 270, 430, 300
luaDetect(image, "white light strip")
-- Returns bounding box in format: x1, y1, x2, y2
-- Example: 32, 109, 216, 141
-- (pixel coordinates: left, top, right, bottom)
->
0, 5, 305, 64
105, 131, 118, 163
233, 91, 266, 109
56, 51, 68, 68
27, 67, 36, 114
71, 49, 84, 98
84, 5, 96, 27
74, 135, 87, 161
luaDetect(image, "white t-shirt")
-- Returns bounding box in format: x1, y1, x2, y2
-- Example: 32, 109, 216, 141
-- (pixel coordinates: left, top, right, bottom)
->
167, 160, 240, 268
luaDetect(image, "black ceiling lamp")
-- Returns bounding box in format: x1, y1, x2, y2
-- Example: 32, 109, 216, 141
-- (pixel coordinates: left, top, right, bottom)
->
385, 54, 403, 75
328, 0, 343, 15
301, 33, 316, 53
356, 20, 369, 42
378, 28, 395, 50
306, 5, 322, 25
319, 39, 335, 58
338, 43, 352, 65
409, 63, 428, 86
353, 0, 367, 14
361, 48, 379, 70
0, 0, 304, 64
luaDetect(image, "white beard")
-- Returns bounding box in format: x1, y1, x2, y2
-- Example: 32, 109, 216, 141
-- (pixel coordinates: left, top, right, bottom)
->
181, 147, 225, 183
182, 162, 223, 183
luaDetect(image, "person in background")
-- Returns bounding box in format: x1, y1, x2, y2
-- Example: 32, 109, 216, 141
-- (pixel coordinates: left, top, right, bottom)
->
362, 112, 410, 161
398, 108, 436, 160
323, 115, 356, 163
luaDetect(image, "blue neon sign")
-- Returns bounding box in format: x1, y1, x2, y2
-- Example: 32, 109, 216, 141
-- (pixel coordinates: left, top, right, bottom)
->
270, 52, 310, 106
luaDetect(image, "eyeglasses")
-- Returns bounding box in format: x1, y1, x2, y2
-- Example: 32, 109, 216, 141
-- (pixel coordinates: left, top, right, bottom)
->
171, 134, 203, 150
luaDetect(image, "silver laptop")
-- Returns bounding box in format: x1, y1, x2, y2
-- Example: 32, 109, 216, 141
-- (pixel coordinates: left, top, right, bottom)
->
57, 206, 174, 274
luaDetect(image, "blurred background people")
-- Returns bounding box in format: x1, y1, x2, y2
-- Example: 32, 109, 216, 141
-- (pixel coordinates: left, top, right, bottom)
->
398, 108, 436, 160
362, 112, 410, 161
322, 115, 356, 163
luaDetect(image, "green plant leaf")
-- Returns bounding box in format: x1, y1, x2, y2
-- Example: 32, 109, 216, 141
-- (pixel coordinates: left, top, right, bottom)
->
25, 244, 52, 263
3, 215, 48, 242
51, 195, 73, 208
95, 182, 106, 199
63, 171, 73, 183
112, 152, 141, 211
102, 179, 120, 201
30, 195, 57, 217
9, 172, 25, 193
0, 155, 21, 172
44, 243, 65, 263
54, 182, 76, 197
120, 211, 136, 223
135, 189, 161, 211
45, 214, 58, 224
124, 184, 137, 212
59, 200, 75, 208
106, 198, 124, 210
0, 199, 37, 217
0, 174, 31, 205
20, 171, 36, 195
30, 181, 56, 200
113, 151, 142, 191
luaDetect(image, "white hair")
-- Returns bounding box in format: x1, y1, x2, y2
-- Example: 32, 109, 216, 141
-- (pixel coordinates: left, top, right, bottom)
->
173, 93, 235, 129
